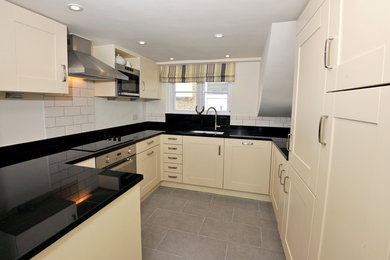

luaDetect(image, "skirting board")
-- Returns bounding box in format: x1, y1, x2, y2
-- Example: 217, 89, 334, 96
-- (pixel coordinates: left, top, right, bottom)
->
160, 181, 271, 202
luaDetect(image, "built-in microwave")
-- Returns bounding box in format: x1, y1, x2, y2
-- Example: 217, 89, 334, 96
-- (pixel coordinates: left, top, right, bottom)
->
115, 64, 140, 97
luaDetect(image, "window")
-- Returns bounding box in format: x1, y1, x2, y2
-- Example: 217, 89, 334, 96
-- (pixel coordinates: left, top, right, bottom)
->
170, 82, 231, 114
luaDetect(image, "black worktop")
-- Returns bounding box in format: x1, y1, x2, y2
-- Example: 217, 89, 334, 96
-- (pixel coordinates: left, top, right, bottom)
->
0, 117, 289, 259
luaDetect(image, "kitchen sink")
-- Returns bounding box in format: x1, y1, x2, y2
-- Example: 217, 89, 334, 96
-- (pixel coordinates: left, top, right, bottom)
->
190, 130, 225, 135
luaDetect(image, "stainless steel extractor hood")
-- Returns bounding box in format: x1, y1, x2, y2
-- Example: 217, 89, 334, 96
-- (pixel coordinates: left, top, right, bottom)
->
68, 34, 128, 81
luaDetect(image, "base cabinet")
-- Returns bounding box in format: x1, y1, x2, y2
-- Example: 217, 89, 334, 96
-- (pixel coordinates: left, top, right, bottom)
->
183, 136, 224, 188
136, 145, 160, 198
223, 139, 271, 194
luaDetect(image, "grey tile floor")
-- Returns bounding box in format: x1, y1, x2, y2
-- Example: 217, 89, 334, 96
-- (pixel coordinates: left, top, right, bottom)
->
141, 186, 286, 260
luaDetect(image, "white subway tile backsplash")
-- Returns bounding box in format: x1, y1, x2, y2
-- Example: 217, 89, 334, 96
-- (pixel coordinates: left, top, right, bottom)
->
54, 96, 73, 107
81, 123, 95, 132
243, 119, 256, 126
81, 106, 94, 115
45, 107, 64, 117
80, 89, 94, 97
73, 115, 88, 124
72, 97, 87, 106
64, 107, 81, 116
46, 127, 65, 138
87, 97, 94, 106
65, 125, 82, 135
88, 115, 96, 123
255, 120, 270, 127
269, 121, 285, 127
70, 88, 80, 97
55, 116, 73, 127
45, 117, 55, 128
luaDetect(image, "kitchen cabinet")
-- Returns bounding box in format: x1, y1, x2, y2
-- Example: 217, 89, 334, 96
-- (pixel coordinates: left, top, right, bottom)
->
317, 87, 390, 260
139, 57, 160, 99
162, 135, 183, 183
270, 145, 288, 234
288, 0, 330, 195
0, 1, 68, 94
326, 0, 390, 91
223, 139, 271, 194
282, 166, 315, 260
136, 138, 161, 198
183, 136, 224, 188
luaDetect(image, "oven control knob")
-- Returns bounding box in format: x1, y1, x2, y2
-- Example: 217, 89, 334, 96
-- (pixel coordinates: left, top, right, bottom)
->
127, 149, 132, 154
105, 156, 110, 163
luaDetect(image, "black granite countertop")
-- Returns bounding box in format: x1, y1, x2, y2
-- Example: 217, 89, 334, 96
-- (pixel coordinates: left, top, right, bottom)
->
0, 121, 289, 259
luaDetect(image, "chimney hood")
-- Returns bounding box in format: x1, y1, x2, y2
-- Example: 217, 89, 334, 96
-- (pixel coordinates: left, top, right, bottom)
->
67, 34, 128, 81
258, 21, 296, 117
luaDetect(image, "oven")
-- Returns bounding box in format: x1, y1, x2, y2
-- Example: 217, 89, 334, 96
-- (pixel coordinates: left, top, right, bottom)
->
95, 144, 136, 172
115, 64, 140, 97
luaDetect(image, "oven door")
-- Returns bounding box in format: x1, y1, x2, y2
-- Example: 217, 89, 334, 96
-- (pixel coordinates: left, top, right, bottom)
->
108, 155, 136, 173
116, 71, 140, 97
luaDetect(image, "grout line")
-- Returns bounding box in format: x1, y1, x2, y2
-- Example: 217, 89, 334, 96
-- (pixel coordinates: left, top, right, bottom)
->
224, 241, 229, 260
143, 207, 159, 224
154, 227, 170, 250
198, 216, 206, 235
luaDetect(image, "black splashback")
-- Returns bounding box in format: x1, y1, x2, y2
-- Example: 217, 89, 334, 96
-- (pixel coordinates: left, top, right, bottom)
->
165, 113, 230, 131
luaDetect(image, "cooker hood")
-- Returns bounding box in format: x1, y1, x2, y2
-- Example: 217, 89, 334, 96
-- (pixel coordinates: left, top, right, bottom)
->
68, 34, 128, 81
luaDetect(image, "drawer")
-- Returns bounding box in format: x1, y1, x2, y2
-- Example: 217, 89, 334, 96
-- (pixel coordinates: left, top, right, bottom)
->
163, 135, 183, 144
164, 172, 183, 183
136, 136, 160, 154
163, 144, 182, 154
163, 163, 183, 173
163, 154, 183, 164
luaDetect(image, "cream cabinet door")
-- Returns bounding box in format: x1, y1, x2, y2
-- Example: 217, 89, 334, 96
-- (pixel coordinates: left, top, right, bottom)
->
289, 0, 330, 195
270, 145, 288, 234
0, 1, 68, 94
282, 167, 315, 260
183, 136, 224, 188
318, 86, 390, 260
140, 57, 160, 99
326, 0, 390, 91
136, 145, 160, 198
223, 139, 271, 194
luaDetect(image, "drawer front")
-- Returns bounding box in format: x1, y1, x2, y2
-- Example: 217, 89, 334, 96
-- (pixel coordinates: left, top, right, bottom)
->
164, 172, 183, 183
136, 136, 160, 154
225, 138, 271, 148
163, 144, 182, 154
163, 135, 183, 144
163, 154, 183, 164
163, 163, 183, 173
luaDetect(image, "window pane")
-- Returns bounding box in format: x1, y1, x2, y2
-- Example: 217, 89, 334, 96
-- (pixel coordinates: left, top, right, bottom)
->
175, 92, 197, 111
205, 82, 229, 93
205, 93, 228, 111
175, 83, 197, 92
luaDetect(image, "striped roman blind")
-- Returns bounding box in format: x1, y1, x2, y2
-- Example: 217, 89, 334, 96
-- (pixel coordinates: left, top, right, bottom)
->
160, 63, 235, 83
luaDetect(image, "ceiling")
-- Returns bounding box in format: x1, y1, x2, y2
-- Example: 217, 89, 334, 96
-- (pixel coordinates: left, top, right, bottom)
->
8, 0, 309, 62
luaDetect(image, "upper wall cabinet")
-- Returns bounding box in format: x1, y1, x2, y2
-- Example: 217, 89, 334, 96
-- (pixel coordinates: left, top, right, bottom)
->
326, 0, 390, 91
0, 1, 68, 94
139, 57, 160, 99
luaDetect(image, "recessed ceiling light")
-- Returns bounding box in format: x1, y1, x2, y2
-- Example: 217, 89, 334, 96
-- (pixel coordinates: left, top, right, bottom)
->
170, 58, 174, 61
225, 54, 230, 58
138, 41, 147, 45
214, 34, 224, 38
68, 3, 83, 12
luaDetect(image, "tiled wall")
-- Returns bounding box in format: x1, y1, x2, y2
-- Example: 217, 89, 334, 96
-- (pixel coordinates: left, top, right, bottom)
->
230, 115, 291, 128
44, 78, 96, 138
145, 112, 165, 122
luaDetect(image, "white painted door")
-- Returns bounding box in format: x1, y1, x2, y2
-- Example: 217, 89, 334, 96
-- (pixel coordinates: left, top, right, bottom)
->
136, 145, 160, 198
319, 86, 390, 260
140, 57, 160, 99
223, 139, 271, 194
282, 167, 315, 260
289, 0, 330, 195
0, 1, 68, 94
183, 136, 224, 188
326, 0, 390, 91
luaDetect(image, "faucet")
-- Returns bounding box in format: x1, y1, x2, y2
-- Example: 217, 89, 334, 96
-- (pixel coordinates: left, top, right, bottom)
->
206, 107, 221, 131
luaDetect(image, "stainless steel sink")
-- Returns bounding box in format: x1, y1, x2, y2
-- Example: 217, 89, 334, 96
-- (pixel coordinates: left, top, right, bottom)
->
190, 130, 225, 135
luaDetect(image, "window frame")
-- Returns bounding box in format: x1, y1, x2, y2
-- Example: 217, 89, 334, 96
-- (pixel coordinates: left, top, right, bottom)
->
169, 82, 232, 115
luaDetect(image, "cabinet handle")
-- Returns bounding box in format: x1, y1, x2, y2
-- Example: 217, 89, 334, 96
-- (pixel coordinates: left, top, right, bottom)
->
279, 170, 286, 185
147, 140, 154, 145
277, 164, 283, 177
286, 134, 292, 152
168, 156, 177, 160
147, 151, 154, 156
61, 64, 67, 82
168, 175, 178, 179
168, 166, 178, 169
168, 137, 178, 140
142, 81, 145, 91
218, 145, 221, 156
318, 115, 328, 145
242, 141, 254, 145
324, 38, 334, 69
283, 176, 289, 194
168, 147, 177, 150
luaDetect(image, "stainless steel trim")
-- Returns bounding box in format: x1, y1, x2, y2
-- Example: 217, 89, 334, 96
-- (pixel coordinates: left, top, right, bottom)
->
324, 38, 334, 69
61, 65, 67, 82
283, 176, 289, 194
117, 92, 140, 97
95, 144, 136, 168
286, 134, 292, 152
168, 175, 178, 179
218, 145, 221, 156
206, 107, 221, 130
279, 170, 286, 185
242, 142, 254, 145
147, 151, 154, 156
318, 115, 329, 145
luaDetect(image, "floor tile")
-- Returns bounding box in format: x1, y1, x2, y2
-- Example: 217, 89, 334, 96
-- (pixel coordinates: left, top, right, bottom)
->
142, 225, 169, 249
226, 242, 286, 260
259, 201, 277, 222
171, 188, 213, 203
199, 218, 261, 247
234, 207, 277, 229
212, 194, 258, 211
143, 247, 186, 260
261, 227, 284, 252
158, 229, 227, 260
183, 200, 234, 222
146, 208, 204, 234
142, 194, 187, 212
